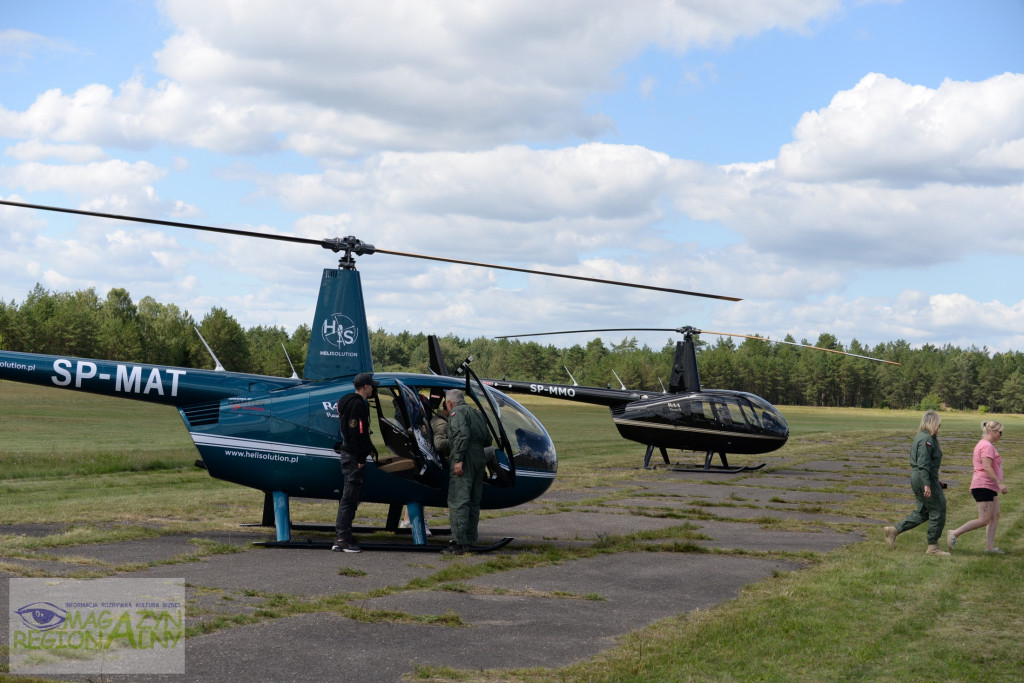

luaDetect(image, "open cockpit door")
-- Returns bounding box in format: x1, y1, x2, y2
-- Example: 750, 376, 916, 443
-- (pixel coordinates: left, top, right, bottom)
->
464, 366, 516, 487
372, 379, 445, 488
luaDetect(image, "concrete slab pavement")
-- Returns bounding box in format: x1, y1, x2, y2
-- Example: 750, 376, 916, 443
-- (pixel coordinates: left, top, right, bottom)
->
3, 445, 913, 682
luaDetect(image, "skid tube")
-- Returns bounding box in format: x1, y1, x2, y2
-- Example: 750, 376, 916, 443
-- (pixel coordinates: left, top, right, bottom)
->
644, 446, 766, 474
254, 537, 514, 553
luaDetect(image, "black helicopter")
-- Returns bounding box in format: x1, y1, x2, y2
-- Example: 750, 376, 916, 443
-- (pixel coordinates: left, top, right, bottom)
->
0, 199, 739, 550
485, 326, 899, 473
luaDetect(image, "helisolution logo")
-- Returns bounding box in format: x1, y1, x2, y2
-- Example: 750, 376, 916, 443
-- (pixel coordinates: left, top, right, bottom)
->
322, 313, 359, 348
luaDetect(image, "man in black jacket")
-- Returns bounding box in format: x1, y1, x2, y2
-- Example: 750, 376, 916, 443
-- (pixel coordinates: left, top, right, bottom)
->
333, 372, 378, 553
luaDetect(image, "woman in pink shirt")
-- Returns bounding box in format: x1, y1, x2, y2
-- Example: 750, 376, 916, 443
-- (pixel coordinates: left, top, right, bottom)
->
947, 420, 1008, 553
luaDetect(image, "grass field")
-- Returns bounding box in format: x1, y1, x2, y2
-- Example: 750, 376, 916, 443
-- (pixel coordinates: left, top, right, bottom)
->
2, 380, 1024, 680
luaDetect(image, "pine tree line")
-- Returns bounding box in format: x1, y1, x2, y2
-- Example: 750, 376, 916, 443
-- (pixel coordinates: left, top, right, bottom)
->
3, 285, 1023, 413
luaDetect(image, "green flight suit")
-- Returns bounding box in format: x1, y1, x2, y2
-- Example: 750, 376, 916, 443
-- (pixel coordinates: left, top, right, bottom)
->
894, 430, 946, 544
447, 400, 492, 546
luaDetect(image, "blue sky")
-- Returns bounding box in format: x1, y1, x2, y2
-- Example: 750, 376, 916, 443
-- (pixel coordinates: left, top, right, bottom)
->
2, 0, 1023, 358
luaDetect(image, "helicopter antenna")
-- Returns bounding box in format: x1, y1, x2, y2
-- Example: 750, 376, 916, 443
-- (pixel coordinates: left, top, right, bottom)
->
611, 369, 628, 390
281, 343, 299, 379
658, 377, 667, 393
194, 327, 225, 372
0, 200, 740, 301
563, 366, 579, 386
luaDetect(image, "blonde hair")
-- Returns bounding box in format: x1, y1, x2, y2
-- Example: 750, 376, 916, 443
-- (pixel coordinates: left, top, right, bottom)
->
982, 420, 1003, 435
919, 409, 942, 435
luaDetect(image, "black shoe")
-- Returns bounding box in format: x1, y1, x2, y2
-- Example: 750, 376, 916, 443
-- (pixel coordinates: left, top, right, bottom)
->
332, 539, 361, 553
443, 541, 467, 556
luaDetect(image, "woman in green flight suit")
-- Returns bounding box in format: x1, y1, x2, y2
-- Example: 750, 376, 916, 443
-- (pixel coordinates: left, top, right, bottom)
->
884, 409, 949, 556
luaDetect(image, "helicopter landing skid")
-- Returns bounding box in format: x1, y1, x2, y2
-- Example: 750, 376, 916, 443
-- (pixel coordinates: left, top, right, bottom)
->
253, 537, 514, 553
644, 446, 766, 474
239, 522, 454, 536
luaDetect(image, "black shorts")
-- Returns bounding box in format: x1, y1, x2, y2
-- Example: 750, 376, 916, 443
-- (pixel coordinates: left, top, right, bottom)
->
971, 488, 997, 502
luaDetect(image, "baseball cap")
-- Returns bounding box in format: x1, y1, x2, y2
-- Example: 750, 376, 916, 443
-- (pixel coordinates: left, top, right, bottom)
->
353, 372, 379, 389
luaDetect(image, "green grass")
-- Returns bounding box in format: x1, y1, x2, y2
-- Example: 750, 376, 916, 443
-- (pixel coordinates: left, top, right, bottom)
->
3, 383, 1024, 680
777, 404, 1024, 437
0, 381, 196, 477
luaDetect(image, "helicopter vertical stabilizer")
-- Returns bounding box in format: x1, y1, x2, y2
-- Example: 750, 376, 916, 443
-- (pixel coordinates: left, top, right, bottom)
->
427, 335, 450, 376
668, 335, 701, 394
303, 268, 374, 380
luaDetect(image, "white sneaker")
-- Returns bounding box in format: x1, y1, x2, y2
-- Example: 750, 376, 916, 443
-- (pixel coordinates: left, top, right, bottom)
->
399, 520, 410, 529
425, 522, 432, 537
947, 530, 957, 550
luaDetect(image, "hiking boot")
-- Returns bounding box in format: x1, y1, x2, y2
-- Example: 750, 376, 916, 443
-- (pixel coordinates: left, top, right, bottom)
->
332, 539, 361, 553
442, 541, 466, 556
926, 544, 950, 557
947, 530, 957, 550
883, 526, 898, 550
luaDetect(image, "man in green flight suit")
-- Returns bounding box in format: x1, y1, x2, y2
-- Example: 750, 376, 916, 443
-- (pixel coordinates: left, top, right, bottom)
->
444, 388, 492, 555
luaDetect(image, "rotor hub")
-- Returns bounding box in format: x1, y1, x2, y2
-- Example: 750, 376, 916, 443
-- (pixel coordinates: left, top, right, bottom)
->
675, 325, 700, 340
321, 236, 376, 270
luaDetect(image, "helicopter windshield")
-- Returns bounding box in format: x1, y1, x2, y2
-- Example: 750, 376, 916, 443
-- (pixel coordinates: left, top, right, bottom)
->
694, 392, 788, 437
466, 374, 556, 473
488, 389, 557, 471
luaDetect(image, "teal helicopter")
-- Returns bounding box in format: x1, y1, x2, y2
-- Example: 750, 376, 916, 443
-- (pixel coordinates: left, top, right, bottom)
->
0, 199, 738, 551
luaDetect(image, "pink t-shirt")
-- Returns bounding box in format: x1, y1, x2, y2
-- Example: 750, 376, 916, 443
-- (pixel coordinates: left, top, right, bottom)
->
970, 439, 1003, 491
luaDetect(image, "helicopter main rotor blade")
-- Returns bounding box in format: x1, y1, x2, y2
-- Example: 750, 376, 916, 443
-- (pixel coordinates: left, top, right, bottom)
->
499, 325, 900, 365
0, 200, 740, 302
0, 199, 335, 248
697, 329, 901, 365
373, 249, 738, 301
497, 327, 685, 338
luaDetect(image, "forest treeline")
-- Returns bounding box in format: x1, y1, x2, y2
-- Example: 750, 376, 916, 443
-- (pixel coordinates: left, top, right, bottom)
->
3, 285, 1023, 413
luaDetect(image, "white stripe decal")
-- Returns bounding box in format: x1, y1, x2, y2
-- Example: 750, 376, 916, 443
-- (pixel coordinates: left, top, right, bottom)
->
190, 432, 558, 476
513, 469, 556, 478
611, 419, 786, 441
190, 433, 337, 458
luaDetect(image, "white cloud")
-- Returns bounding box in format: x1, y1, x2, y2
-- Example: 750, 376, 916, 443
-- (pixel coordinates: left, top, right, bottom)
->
5, 140, 107, 162
0, 159, 165, 198
777, 72, 1024, 185
1, 1, 840, 158
5, 2, 1023, 354
668, 72, 1024, 269
675, 163, 1024, 266
713, 290, 1024, 351
0, 29, 78, 72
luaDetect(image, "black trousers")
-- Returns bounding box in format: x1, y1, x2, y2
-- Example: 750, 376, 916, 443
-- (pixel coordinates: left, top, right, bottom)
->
335, 452, 365, 541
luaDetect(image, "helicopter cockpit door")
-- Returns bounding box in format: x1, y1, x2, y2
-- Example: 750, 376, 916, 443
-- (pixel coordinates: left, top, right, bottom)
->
463, 366, 516, 487
373, 380, 445, 488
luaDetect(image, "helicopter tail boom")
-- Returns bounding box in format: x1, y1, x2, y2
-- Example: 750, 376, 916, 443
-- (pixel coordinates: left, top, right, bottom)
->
485, 378, 650, 407
0, 349, 299, 407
